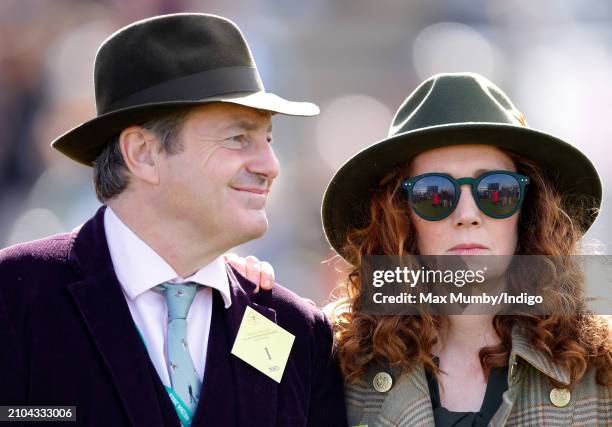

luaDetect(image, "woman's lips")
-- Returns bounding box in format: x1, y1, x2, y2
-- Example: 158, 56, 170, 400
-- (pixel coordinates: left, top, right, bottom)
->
447, 248, 489, 255
447, 244, 489, 255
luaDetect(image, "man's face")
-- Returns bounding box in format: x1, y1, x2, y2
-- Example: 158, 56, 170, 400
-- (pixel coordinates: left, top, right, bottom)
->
156, 103, 279, 248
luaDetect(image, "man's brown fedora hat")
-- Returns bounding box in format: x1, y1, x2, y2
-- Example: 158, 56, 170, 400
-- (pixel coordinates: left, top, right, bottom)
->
322, 72, 602, 262
51, 13, 319, 166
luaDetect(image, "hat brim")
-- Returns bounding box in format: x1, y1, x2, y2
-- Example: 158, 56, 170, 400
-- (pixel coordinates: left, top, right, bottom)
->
322, 123, 602, 263
51, 91, 319, 166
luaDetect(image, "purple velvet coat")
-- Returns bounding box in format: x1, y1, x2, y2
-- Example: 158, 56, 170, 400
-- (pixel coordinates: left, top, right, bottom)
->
0, 206, 348, 426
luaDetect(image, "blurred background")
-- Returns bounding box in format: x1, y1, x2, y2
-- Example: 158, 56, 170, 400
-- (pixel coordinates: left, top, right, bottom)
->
1, 0, 611, 305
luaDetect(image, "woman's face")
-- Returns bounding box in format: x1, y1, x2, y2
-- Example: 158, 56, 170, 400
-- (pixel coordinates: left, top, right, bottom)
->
408, 145, 519, 256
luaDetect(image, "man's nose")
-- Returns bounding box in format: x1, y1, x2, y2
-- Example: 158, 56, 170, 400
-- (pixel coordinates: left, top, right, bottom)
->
452, 186, 483, 227
247, 136, 280, 180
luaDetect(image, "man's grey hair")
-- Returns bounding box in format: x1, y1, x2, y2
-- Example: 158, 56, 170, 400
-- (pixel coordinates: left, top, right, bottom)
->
92, 108, 191, 203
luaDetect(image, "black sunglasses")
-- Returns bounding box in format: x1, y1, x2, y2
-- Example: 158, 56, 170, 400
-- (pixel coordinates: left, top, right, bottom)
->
402, 170, 530, 221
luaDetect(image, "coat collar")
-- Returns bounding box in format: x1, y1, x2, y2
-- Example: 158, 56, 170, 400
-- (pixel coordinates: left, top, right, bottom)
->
65, 206, 279, 427
509, 324, 571, 386
219, 265, 279, 426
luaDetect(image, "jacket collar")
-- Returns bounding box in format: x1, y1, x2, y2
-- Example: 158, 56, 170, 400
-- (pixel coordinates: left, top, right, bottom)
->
509, 325, 571, 386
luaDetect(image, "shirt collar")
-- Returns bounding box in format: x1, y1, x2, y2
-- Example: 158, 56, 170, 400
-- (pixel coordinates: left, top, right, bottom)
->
104, 206, 232, 308
509, 325, 570, 385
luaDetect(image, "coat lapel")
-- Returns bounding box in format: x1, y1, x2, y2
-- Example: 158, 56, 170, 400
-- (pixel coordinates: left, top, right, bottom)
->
224, 266, 279, 427
66, 206, 171, 427
190, 289, 237, 425
375, 363, 434, 427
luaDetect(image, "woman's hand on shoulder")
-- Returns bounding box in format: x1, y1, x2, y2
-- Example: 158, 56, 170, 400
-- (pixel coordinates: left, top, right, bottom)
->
223, 253, 275, 293
223, 253, 319, 308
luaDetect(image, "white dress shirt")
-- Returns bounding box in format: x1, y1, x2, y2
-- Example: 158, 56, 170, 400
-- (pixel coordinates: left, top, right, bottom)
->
103, 207, 232, 387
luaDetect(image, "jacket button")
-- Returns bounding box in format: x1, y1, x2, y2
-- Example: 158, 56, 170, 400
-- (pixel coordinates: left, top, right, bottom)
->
373, 372, 393, 393
550, 387, 571, 407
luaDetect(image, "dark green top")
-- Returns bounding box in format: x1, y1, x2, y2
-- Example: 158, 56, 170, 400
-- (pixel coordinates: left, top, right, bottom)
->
425, 357, 509, 427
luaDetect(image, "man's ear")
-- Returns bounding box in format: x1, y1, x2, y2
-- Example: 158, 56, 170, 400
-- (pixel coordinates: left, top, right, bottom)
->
118, 126, 160, 185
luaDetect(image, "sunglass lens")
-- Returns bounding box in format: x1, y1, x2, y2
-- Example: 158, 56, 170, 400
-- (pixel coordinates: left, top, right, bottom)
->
410, 175, 456, 219
476, 173, 521, 217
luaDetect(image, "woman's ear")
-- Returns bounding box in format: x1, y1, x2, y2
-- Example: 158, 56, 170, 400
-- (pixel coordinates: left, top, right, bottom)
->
118, 126, 160, 186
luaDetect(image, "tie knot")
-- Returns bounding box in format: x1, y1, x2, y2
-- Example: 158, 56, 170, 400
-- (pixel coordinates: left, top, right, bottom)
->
154, 281, 201, 321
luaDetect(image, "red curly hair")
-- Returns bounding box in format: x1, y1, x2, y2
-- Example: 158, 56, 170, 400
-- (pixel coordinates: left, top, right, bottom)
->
332, 149, 612, 388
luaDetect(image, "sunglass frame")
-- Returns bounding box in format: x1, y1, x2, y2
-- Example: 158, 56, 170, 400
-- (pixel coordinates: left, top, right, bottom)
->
402, 170, 530, 221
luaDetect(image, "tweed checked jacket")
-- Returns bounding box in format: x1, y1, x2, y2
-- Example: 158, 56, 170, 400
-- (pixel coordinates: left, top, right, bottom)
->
345, 326, 611, 426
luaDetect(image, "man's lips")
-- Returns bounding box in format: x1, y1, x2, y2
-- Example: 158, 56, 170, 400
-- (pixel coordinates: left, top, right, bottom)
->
231, 186, 270, 209
231, 186, 268, 194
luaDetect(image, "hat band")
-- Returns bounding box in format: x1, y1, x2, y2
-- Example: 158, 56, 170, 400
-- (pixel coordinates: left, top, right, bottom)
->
103, 66, 264, 113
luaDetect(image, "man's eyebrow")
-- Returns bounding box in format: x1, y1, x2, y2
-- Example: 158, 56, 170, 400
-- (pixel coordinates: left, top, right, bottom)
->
222, 119, 272, 132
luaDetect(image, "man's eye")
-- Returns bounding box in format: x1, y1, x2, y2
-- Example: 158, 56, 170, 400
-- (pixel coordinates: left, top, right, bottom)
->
223, 135, 250, 149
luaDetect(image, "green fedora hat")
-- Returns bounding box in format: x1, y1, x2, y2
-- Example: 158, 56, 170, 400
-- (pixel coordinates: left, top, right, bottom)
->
51, 13, 319, 166
322, 72, 602, 262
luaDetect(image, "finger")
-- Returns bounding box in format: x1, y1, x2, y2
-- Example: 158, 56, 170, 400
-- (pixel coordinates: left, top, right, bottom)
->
226, 254, 246, 277
244, 255, 262, 291
259, 262, 275, 291
222, 252, 239, 263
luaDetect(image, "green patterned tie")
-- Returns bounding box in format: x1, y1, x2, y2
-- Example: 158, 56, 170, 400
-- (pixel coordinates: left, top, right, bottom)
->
155, 282, 202, 417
